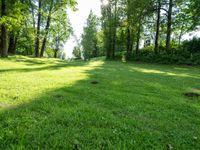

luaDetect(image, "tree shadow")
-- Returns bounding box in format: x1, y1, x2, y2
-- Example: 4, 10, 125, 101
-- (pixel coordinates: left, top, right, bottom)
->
0, 60, 90, 73
0, 60, 200, 149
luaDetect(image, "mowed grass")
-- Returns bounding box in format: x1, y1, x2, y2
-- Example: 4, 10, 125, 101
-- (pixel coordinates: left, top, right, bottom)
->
0, 56, 200, 149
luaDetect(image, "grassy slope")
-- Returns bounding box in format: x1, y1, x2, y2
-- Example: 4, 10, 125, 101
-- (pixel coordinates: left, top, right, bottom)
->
0, 56, 200, 149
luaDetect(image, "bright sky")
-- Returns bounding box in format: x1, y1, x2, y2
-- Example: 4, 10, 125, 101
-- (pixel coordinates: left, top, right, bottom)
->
64, 0, 101, 58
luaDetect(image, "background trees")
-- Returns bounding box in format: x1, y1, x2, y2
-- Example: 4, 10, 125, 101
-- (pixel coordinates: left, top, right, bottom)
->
81, 10, 98, 60
0, 0, 76, 58
0, 0, 26, 57
98, 0, 200, 64
0, 0, 199, 64
101, 0, 119, 59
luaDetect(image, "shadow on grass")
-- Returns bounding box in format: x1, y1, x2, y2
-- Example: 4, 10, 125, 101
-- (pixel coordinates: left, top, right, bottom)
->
0, 60, 90, 73
5, 55, 63, 64
0, 60, 200, 149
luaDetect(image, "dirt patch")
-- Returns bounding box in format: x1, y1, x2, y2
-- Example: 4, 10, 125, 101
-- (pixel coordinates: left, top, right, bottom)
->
0, 103, 10, 108
53, 94, 64, 101
184, 92, 200, 97
184, 88, 200, 98
91, 81, 99, 85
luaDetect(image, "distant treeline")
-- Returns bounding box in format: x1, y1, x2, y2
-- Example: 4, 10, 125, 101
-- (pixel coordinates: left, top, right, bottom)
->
79, 0, 200, 65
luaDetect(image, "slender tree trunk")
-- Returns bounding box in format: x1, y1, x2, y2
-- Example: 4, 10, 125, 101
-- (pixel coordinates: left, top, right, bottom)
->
106, 4, 112, 59
126, 25, 132, 59
8, 32, 16, 54
93, 39, 98, 57
29, 0, 36, 29
54, 50, 58, 58
112, 27, 116, 59
34, 0, 42, 57
111, 0, 117, 59
178, 24, 184, 45
154, 0, 161, 54
14, 36, 18, 52
126, 0, 132, 60
40, 0, 53, 57
1, 0, 8, 57
166, 0, 173, 52
136, 19, 142, 55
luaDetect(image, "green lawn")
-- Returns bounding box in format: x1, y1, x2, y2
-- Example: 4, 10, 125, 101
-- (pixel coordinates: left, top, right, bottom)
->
0, 56, 200, 149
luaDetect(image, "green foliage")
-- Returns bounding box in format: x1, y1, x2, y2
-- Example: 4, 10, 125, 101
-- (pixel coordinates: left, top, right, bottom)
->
81, 10, 99, 60
45, 48, 55, 57
0, 0, 76, 57
72, 46, 81, 59
182, 37, 200, 54
99, 0, 200, 62
132, 38, 200, 65
114, 51, 126, 61
0, 1, 25, 31
96, 30, 106, 56
48, 9, 72, 56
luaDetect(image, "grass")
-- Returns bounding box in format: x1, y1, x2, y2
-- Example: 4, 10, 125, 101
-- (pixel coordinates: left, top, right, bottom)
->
0, 56, 200, 149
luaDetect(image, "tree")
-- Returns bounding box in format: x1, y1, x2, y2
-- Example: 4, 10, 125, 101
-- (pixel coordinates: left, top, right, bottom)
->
49, 8, 72, 58
72, 46, 81, 59
40, 0, 54, 57
0, 0, 75, 58
34, 0, 42, 57
40, 0, 74, 57
126, 0, 133, 59
0, 0, 8, 57
81, 10, 98, 60
7, 0, 28, 55
154, 0, 161, 54
123, 0, 154, 56
33, 0, 76, 57
101, 0, 119, 60
166, 0, 173, 52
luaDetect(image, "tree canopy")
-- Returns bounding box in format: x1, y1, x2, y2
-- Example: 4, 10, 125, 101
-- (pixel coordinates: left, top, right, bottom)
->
0, 0, 199, 65
0, 0, 77, 57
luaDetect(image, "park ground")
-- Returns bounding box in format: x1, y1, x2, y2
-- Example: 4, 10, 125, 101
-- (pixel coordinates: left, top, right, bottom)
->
0, 56, 200, 149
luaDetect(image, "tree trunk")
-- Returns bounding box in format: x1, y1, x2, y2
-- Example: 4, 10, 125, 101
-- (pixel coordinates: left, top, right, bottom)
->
136, 19, 142, 55
54, 50, 58, 58
8, 32, 18, 54
93, 39, 98, 57
126, 0, 132, 60
112, 27, 116, 59
106, 4, 112, 59
126, 26, 132, 59
29, 0, 36, 29
166, 0, 173, 52
14, 36, 18, 53
34, 0, 42, 57
178, 24, 184, 45
154, 0, 161, 54
1, 0, 8, 57
111, 0, 117, 59
40, 0, 53, 57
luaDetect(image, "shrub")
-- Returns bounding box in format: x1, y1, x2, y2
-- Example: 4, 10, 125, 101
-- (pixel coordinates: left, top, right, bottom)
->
115, 51, 126, 61
131, 38, 200, 65
182, 37, 200, 54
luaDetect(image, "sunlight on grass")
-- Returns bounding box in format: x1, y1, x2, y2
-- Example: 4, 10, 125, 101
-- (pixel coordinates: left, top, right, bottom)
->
129, 66, 200, 79
0, 57, 200, 149
0, 57, 104, 109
